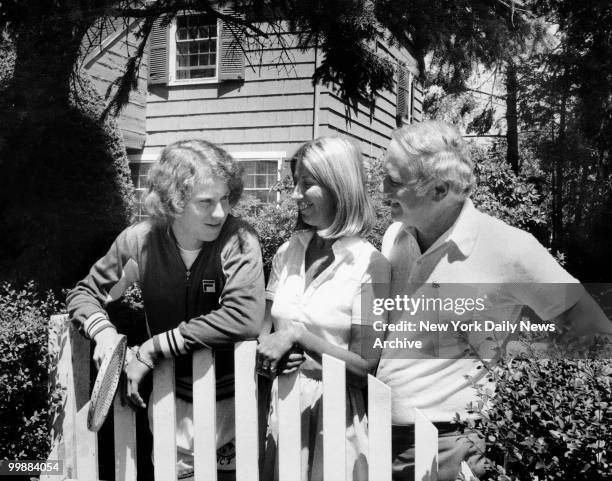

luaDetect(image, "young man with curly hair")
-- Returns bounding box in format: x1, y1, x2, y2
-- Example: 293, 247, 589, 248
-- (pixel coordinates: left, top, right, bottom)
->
68, 139, 265, 479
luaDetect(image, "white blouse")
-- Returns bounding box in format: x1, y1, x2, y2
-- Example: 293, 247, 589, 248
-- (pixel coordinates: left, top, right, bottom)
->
266, 231, 390, 354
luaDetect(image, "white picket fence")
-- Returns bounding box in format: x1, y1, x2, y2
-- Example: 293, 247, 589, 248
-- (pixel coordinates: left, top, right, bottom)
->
44, 315, 475, 481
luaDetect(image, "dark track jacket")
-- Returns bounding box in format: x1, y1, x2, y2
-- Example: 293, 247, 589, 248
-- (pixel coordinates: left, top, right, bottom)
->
67, 215, 265, 399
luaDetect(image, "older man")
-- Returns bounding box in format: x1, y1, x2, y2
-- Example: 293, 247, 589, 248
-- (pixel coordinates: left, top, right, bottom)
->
376, 120, 611, 481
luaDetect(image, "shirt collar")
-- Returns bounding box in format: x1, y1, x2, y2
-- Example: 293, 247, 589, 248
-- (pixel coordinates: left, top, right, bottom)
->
439, 198, 480, 257
403, 198, 479, 258
294, 229, 362, 260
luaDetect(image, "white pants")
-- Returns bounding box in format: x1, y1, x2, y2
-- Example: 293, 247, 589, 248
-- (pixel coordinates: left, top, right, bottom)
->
148, 396, 236, 478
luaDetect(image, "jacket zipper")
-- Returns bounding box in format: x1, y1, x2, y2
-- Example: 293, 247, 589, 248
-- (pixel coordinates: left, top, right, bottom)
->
185, 269, 191, 322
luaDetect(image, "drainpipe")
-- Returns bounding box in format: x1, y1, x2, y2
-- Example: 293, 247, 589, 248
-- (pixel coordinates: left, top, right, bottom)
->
312, 40, 321, 139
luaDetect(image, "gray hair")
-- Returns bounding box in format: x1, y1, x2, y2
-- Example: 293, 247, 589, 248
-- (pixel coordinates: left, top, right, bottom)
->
391, 120, 475, 197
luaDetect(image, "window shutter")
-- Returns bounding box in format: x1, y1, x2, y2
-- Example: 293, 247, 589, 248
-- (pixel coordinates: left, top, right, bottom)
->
148, 17, 169, 85
411, 78, 423, 123
396, 68, 411, 127
219, 9, 245, 81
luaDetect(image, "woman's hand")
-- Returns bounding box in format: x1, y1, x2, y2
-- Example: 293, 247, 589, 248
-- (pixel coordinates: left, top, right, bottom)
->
257, 327, 298, 376
125, 339, 157, 409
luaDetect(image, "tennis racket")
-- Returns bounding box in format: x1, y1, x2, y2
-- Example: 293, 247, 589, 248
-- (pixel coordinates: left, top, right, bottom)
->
87, 334, 127, 432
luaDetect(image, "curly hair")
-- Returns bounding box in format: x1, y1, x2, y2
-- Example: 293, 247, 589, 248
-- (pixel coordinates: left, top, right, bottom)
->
291, 136, 375, 239
143, 140, 243, 225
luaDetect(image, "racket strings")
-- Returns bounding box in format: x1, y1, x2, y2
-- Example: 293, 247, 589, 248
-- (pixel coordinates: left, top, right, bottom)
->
88, 336, 127, 432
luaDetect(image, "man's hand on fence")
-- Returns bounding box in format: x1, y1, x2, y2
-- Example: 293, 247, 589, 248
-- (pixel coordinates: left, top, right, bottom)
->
92, 328, 122, 370
125, 340, 157, 409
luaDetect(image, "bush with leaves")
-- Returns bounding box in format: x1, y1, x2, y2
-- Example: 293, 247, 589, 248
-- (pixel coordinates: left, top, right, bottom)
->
0, 61, 134, 290
0, 282, 62, 460
364, 155, 393, 250
470, 142, 547, 232
459, 355, 611, 481
233, 193, 297, 281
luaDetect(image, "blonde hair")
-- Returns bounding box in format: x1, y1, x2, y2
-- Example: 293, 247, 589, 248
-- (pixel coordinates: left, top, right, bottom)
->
144, 140, 243, 225
291, 136, 374, 238
391, 120, 475, 197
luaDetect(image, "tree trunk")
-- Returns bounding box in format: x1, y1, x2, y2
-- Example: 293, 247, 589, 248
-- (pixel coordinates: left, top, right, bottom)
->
552, 85, 568, 251
505, 61, 520, 174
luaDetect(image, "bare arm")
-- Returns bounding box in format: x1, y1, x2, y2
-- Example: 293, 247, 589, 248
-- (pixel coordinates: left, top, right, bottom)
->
257, 250, 390, 386
555, 291, 612, 337
257, 322, 375, 386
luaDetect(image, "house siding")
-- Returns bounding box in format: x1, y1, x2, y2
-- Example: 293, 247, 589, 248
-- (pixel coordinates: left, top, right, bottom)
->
317, 38, 420, 162
85, 19, 422, 183
144, 39, 316, 159
83, 19, 148, 151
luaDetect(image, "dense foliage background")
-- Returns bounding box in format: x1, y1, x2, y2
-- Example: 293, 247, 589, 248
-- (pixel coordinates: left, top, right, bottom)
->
0, 283, 61, 460
459, 356, 611, 480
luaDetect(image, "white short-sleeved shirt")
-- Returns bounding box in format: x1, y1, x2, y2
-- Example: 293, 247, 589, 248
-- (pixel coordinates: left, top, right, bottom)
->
267, 231, 390, 373
376, 199, 583, 423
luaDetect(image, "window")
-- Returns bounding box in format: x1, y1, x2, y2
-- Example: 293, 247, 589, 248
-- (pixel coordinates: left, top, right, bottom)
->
149, 12, 245, 85
173, 14, 218, 81
129, 162, 153, 222
396, 66, 423, 126
242, 161, 280, 203
232, 152, 284, 204
396, 68, 412, 127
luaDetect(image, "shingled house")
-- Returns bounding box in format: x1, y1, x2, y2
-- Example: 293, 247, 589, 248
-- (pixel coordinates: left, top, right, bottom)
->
83, 13, 423, 219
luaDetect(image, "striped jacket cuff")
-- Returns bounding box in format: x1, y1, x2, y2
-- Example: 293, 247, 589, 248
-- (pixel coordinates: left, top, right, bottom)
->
84, 312, 116, 340
152, 328, 188, 358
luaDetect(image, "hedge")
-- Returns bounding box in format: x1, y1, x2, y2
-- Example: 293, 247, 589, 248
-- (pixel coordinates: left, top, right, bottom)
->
0, 39, 134, 290
459, 355, 612, 480
0, 282, 62, 460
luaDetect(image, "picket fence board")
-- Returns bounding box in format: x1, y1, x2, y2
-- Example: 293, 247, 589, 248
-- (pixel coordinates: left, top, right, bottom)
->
193, 349, 217, 481
113, 395, 137, 481
323, 354, 346, 481
152, 358, 177, 481
234, 342, 260, 481
74, 324, 99, 480
278, 371, 301, 481
47, 317, 420, 481
415, 407, 438, 481
41, 316, 66, 481
368, 375, 392, 481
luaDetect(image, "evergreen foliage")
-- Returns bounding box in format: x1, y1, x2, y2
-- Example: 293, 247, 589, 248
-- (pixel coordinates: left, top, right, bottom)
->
0, 36, 134, 289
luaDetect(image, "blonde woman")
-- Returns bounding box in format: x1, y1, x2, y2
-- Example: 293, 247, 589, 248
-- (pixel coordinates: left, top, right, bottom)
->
257, 137, 390, 481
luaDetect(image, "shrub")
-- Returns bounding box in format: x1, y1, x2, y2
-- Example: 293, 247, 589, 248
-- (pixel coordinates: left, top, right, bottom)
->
364, 155, 392, 250
0, 65, 134, 290
459, 355, 612, 480
470, 143, 547, 232
0, 282, 62, 460
234, 193, 297, 280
